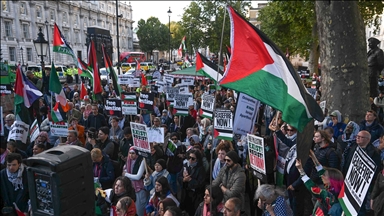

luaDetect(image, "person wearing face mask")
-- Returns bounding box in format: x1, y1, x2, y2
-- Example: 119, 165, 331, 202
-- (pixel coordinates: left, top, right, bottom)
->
178, 149, 206, 216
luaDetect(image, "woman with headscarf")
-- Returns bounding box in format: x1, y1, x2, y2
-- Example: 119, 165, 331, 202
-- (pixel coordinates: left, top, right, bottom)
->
146, 176, 179, 216
195, 185, 224, 216
336, 121, 360, 169
115, 196, 137, 216
144, 159, 171, 198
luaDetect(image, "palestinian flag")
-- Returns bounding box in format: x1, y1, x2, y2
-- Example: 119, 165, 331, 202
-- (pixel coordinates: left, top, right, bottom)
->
88, 40, 102, 94
195, 52, 223, 82
177, 36, 186, 58
102, 44, 121, 96
220, 6, 323, 132
77, 57, 93, 79
51, 102, 64, 123
53, 23, 77, 62
49, 62, 70, 112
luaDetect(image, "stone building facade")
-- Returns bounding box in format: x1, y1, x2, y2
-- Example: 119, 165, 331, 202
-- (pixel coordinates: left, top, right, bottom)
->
1, 0, 134, 66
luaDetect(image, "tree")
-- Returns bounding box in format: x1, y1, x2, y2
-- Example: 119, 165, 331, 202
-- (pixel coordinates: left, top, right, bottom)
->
136, 17, 168, 57
316, 1, 368, 122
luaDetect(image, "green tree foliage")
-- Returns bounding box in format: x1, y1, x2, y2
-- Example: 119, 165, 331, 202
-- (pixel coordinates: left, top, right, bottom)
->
180, 0, 251, 56
136, 17, 169, 55
258, 1, 384, 59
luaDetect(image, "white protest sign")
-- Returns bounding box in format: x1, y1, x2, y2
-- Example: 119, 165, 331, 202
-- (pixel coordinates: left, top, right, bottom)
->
233, 93, 260, 135
130, 122, 150, 154
163, 74, 174, 85
247, 134, 266, 175
130, 78, 141, 88
165, 87, 180, 101
29, 119, 40, 143
214, 109, 233, 140
201, 94, 215, 119
155, 81, 165, 93
179, 85, 189, 94
181, 77, 194, 86
320, 100, 326, 114
340, 146, 377, 215
7, 120, 29, 143
50, 122, 69, 137
118, 74, 135, 85
147, 127, 164, 143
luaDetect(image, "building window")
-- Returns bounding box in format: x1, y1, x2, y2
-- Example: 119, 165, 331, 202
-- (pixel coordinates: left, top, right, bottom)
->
27, 48, 33, 61
5, 21, 12, 37
22, 24, 29, 38
9, 47, 16, 61
50, 10, 55, 20
36, 6, 41, 18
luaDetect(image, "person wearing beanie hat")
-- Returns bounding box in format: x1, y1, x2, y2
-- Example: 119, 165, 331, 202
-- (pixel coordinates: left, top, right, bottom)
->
212, 150, 246, 210
144, 158, 171, 198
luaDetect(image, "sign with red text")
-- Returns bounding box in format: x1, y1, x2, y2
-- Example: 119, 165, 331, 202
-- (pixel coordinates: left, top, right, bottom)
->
247, 134, 266, 179
130, 122, 150, 155
50, 121, 69, 137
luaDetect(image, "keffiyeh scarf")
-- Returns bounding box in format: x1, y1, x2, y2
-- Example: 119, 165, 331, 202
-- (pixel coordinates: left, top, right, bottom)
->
7, 163, 25, 191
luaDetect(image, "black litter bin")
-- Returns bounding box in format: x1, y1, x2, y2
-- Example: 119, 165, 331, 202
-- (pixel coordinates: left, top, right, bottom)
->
25, 145, 94, 216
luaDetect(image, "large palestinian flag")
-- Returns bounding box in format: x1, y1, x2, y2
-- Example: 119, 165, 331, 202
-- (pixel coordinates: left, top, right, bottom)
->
102, 44, 121, 96
195, 52, 223, 82
220, 6, 323, 132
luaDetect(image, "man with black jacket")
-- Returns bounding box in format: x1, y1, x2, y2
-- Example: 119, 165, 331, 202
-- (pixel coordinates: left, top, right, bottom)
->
86, 104, 107, 131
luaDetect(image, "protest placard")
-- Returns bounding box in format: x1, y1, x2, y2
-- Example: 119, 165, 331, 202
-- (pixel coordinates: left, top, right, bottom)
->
118, 74, 134, 85
138, 92, 154, 111
320, 101, 326, 114
163, 74, 174, 85
50, 121, 69, 137
7, 120, 29, 143
247, 134, 267, 182
29, 119, 40, 143
155, 81, 165, 93
130, 78, 141, 88
233, 93, 260, 135
174, 93, 193, 116
122, 93, 137, 115
165, 87, 180, 102
339, 147, 377, 216
0, 84, 13, 95
214, 109, 233, 140
200, 94, 215, 119
130, 122, 150, 154
150, 85, 158, 94
147, 127, 164, 143
179, 85, 189, 94
105, 99, 122, 117
181, 77, 194, 86
0, 106, 3, 136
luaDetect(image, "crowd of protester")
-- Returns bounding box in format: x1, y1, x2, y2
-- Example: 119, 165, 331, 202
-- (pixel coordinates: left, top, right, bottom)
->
1, 69, 384, 216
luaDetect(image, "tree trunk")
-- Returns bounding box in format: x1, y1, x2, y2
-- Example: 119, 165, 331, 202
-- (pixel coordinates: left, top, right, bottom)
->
308, 23, 319, 75
316, 1, 369, 122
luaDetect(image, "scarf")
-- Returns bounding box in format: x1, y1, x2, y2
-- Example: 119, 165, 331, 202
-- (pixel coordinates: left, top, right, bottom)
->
285, 145, 297, 174
286, 132, 297, 141
212, 158, 225, 180
203, 203, 211, 216
1, 149, 9, 165
7, 163, 25, 191
126, 157, 144, 192
341, 121, 360, 142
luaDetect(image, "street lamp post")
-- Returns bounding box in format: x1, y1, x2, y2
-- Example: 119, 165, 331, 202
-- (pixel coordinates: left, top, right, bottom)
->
33, 27, 49, 93
19, 47, 25, 71
167, 7, 172, 70
116, 0, 122, 75
45, 20, 51, 64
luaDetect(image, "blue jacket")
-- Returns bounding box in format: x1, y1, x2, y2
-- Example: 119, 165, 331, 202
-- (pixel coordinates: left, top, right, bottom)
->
94, 153, 115, 189
359, 119, 384, 143
328, 122, 347, 139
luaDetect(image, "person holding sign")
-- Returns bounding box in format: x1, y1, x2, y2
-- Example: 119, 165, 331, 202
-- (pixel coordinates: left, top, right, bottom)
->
296, 150, 344, 216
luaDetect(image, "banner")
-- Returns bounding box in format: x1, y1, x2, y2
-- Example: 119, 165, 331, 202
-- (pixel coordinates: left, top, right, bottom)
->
155, 81, 165, 93
233, 93, 260, 135
50, 121, 69, 137
247, 134, 267, 182
29, 119, 40, 143
181, 77, 194, 86
163, 74, 174, 85
339, 147, 377, 216
179, 85, 189, 94
130, 78, 141, 88
147, 127, 164, 143
122, 93, 137, 115
105, 99, 122, 117
214, 109, 233, 140
200, 94, 215, 119
165, 87, 180, 102
174, 93, 193, 116
0, 84, 13, 95
118, 74, 135, 85
7, 120, 29, 143
130, 122, 150, 154
0, 106, 3, 136
138, 92, 154, 111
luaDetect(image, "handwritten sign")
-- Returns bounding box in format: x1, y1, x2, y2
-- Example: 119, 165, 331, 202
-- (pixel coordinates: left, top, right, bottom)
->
130, 122, 150, 154
7, 120, 30, 143
247, 134, 266, 175
147, 127, 164, 143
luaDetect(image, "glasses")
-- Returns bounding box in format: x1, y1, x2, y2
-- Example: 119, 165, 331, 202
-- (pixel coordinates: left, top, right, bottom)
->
188, 157, 196, 161
225, 159, 232, 163
356, 135, 368, 139
286, 129, 295, 132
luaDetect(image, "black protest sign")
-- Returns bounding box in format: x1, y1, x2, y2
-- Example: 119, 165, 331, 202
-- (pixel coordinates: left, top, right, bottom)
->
0, 84, 13, 95
138, 92, 154, 111
105, 99, 122, 117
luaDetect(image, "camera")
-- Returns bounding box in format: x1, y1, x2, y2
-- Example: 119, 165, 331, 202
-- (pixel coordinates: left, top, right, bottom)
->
88, 131, 97, 139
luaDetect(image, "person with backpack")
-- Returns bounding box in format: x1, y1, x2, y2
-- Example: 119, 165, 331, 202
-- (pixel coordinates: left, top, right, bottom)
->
311, 130, 340, 185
